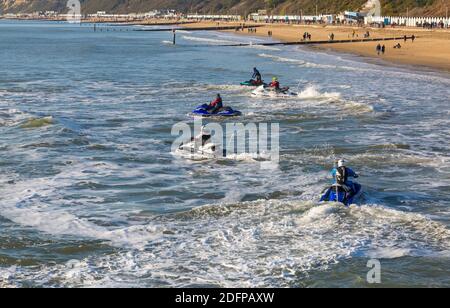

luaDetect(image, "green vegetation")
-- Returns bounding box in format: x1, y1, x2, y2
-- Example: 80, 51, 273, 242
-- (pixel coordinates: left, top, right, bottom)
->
1, 0, 448, 16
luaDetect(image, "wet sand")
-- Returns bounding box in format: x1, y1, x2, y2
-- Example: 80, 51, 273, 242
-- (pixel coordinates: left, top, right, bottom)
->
187, 21, 450, 72
5, 17, 450, 72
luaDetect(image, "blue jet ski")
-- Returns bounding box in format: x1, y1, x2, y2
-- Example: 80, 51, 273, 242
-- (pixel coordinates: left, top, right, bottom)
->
192, 104, 242, 117
320, 183, 362, 206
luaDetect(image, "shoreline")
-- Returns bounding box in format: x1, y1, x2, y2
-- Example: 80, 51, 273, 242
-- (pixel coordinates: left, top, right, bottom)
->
2, 18, 449, 73
183, 21, 450, 73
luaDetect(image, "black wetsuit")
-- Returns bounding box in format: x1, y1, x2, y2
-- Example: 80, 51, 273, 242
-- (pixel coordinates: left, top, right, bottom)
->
252, 70, 262, 82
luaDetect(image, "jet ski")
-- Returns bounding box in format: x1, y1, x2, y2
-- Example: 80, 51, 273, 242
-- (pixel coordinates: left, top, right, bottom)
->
192, 104, 242, 117
176, 133, 226, 159
240, 80, 267, 87
251, 85, 297, 98
320, 183, 362, 206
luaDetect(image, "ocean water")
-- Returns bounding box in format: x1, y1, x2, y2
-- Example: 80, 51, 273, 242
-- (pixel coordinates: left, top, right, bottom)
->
1, 20, 450, 287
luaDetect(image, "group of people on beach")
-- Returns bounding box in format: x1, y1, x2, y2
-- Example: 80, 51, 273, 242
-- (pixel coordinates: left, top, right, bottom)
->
418, 21, 448, 29
378, 34, 416, 54
302, 32, 312, 41
348, 30, 370, 39
234, 24, 247, 32
376, 44, 386, 55
404, 35, 416, 42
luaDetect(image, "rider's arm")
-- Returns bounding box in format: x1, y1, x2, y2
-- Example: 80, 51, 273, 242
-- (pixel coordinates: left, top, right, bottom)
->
347, 168, 359, 178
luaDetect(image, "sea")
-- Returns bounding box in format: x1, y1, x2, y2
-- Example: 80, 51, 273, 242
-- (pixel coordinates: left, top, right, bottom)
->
1, 20, 450, 287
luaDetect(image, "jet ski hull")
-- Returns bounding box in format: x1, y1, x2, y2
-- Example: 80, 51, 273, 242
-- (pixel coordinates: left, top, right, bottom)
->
251, 85, 297, 98
240, 80, 267, 87
176, 139, 226, 159
192, 104, 242, 117
320, 183, 362, 206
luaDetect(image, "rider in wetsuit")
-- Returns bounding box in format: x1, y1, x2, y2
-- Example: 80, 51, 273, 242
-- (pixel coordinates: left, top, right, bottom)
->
252, 67, 262, 84
331, 159, 359, 194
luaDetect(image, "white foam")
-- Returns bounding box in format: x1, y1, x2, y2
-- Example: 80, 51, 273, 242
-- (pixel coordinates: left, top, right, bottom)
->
258, 53, 339, 69
205, 84, 247, 92
298, 85, 341, 100
2, 200, 449, 287
243, 45, 281, 51
258, 53, 306, 65
0, 161, 162, 250
366, 247, 412, 259
298, 204, 340, 223
223, 151, 273, 162
182, 35, 236, 45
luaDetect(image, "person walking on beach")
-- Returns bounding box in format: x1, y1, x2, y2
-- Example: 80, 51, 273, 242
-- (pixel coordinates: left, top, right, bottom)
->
381, 45, 386, 55
412, 35, 415, 42
302, 32, 311, 41
376, 44, 381, 55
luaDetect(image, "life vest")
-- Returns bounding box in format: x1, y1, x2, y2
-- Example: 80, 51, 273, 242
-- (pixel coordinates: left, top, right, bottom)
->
210, 98, 222, 107
336, 167, 348, 185
270, 81, 280, 89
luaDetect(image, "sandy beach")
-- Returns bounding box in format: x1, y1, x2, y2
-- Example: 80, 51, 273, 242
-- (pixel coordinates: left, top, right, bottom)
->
241, 24, 450, 72
185, 21, 450, 72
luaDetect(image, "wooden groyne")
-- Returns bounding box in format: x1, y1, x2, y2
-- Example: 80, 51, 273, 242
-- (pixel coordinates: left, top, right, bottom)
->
111, 21, 196, 27
134, 25, 263, 32
219, 36, 416, 47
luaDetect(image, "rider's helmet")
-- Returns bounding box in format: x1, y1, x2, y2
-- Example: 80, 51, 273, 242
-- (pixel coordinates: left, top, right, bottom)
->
338, 159, 346, 168
201, 125, 211, 136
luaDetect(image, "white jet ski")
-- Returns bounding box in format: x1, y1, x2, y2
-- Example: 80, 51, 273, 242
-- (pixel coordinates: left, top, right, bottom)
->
175, 129, 225, 159
251, 85, 297, 98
